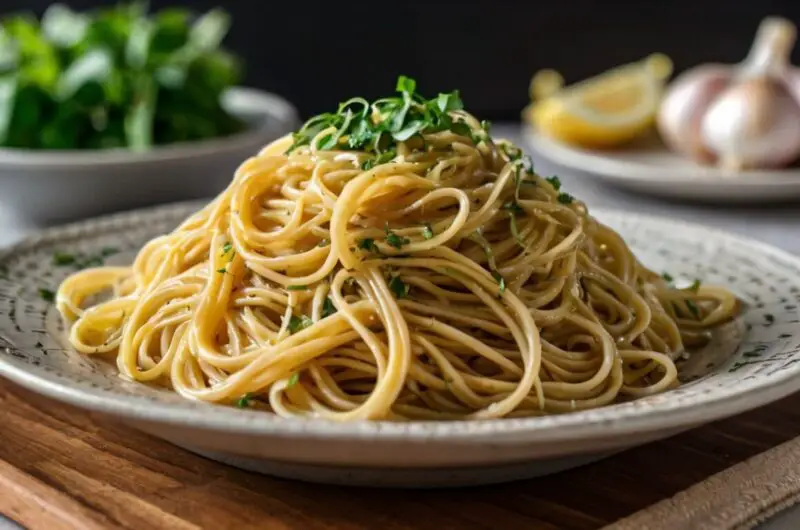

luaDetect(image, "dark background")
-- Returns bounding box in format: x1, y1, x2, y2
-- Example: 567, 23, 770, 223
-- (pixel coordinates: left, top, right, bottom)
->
9, 1, 800, 120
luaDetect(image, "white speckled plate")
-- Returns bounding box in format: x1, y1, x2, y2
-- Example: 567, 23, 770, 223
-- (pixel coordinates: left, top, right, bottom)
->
0, 202, 799, 487
524, 127, 800, 203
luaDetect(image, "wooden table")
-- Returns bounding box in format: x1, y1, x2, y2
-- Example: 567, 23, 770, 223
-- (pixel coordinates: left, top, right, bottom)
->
1, 379, 799, 530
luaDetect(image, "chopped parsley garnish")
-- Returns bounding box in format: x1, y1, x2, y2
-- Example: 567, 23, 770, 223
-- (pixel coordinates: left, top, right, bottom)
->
53, 248, 117, 269
546, 176, 562, 191
216, 267, 227, 274
39, 288, 55, 302
686, 300, 700, 318
286, 285, 308, 291
236, 393, 253, 408
322, 297, 337, 318
53, 252, 76, 266
662, 272, 674, 283
362, 149, 396, 170
557, 192, 574, 205
689, 279, 701, 292
480, 120, 492, 133
286, 76, 481, 163
422, 223, 434, 240
222, 242, 233, 255
318, 239, 330, 248
357, 237, 379, 253
389, 276, 410, 299
492, 271, 506, 294
503, 202, 525, 248
385, 224, 410, 249
287, 372, 300, 387
765, 313, 775, 324
288, 314, 313, 334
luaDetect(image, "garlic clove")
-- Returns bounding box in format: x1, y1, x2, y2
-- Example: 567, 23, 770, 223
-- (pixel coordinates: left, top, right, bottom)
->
657, 66, 730, 164
701, 78, 800, 170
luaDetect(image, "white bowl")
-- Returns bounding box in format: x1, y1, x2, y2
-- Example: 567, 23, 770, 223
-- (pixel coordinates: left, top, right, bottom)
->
0, 87, 299, 226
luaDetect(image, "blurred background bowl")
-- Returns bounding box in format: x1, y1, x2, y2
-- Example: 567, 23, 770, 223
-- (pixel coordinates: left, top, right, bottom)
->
0, 86, 298, 226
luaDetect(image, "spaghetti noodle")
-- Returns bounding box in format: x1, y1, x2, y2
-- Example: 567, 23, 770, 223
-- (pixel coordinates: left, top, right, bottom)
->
56, 78, 739, 421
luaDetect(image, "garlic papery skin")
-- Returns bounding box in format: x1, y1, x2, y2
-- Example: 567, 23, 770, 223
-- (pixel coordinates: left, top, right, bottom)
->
657, 66, 729, 164
658, 17, 800, 171
701, 78, 800, 170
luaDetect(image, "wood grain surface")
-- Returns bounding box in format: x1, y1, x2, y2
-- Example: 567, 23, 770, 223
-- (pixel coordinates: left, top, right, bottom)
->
1, 379, 799, 530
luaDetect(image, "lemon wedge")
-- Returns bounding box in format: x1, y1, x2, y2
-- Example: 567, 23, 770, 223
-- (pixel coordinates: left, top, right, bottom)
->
524, 54, 673, 148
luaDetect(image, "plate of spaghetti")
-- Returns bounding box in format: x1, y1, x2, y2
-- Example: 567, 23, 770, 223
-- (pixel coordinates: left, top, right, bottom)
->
0, 77, 798, 487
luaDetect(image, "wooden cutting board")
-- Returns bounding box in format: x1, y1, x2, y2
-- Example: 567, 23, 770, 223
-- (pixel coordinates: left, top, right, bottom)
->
1, 378, 799, 530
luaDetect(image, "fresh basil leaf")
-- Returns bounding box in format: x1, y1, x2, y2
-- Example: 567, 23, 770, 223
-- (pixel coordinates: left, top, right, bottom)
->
392, 119, 425, 142
396, 75, 416, 94
57, 48, 112, 101
125, 75, 156, 151
41, 4, 89, 48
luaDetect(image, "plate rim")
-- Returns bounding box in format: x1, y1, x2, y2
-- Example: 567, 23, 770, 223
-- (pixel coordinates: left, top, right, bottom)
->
523, 126, 800, 187
0, 201, 799, 444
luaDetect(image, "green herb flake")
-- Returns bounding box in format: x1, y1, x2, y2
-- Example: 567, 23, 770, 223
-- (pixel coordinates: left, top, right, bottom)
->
492, 271, 506, 294
389, 275, 410, 299
662, 272, 674, 283
322, 297, 337, 318
216, 267, 227, 274
357, 238, 379, 253
100, 247, 119, 257
53, 252, 76, 266
39, 288, 56, 302
288, 314, 314, 334
317, 239, 330, 248
689, 279, 701, 292
686, 299, 700, 319
222, 242, 233, 255
385, 224, 410, 249
765, 313, 775, 324
286, 285, 308, 291
557, 192, 574, 205
546, 176, 562, 191
422, 223, 434, 240
236, 393, 252, 408
287, 372, 300, 387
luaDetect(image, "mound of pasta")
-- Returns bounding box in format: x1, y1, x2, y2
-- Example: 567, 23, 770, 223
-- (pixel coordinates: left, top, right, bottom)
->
57, 77, 738, 421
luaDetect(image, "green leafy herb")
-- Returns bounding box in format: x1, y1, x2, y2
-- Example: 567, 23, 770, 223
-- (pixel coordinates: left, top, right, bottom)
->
361, 149, 396, 170
357, 237, 379, 253
389, 275, 410, 299
422, 223, 434, 240
287, 372, 300, 387
557, 192, 574, 205
317, 239, 330, 248
39, 288, 55, 302
546, 175, 561, 191
503, 202, 525, 248
286, 285, 308, 291
288, 314, 313, 334
686, 299, 700, 318
53, 251, 76, 266
221, 242, 232, 255
662, 272, 674, 283
235, 393, 252, 408
689, 279, 701, 292
385, 224, 410, 249
492, 271, 506, 294
0, 4, 244, 151
53, 248, 116, 269
286, 76, 484, 155
321, 297, 337, 318
216, 266, 227, 274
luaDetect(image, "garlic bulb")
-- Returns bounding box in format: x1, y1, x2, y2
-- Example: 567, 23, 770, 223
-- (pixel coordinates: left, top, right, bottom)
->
658, 17, 800, 170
